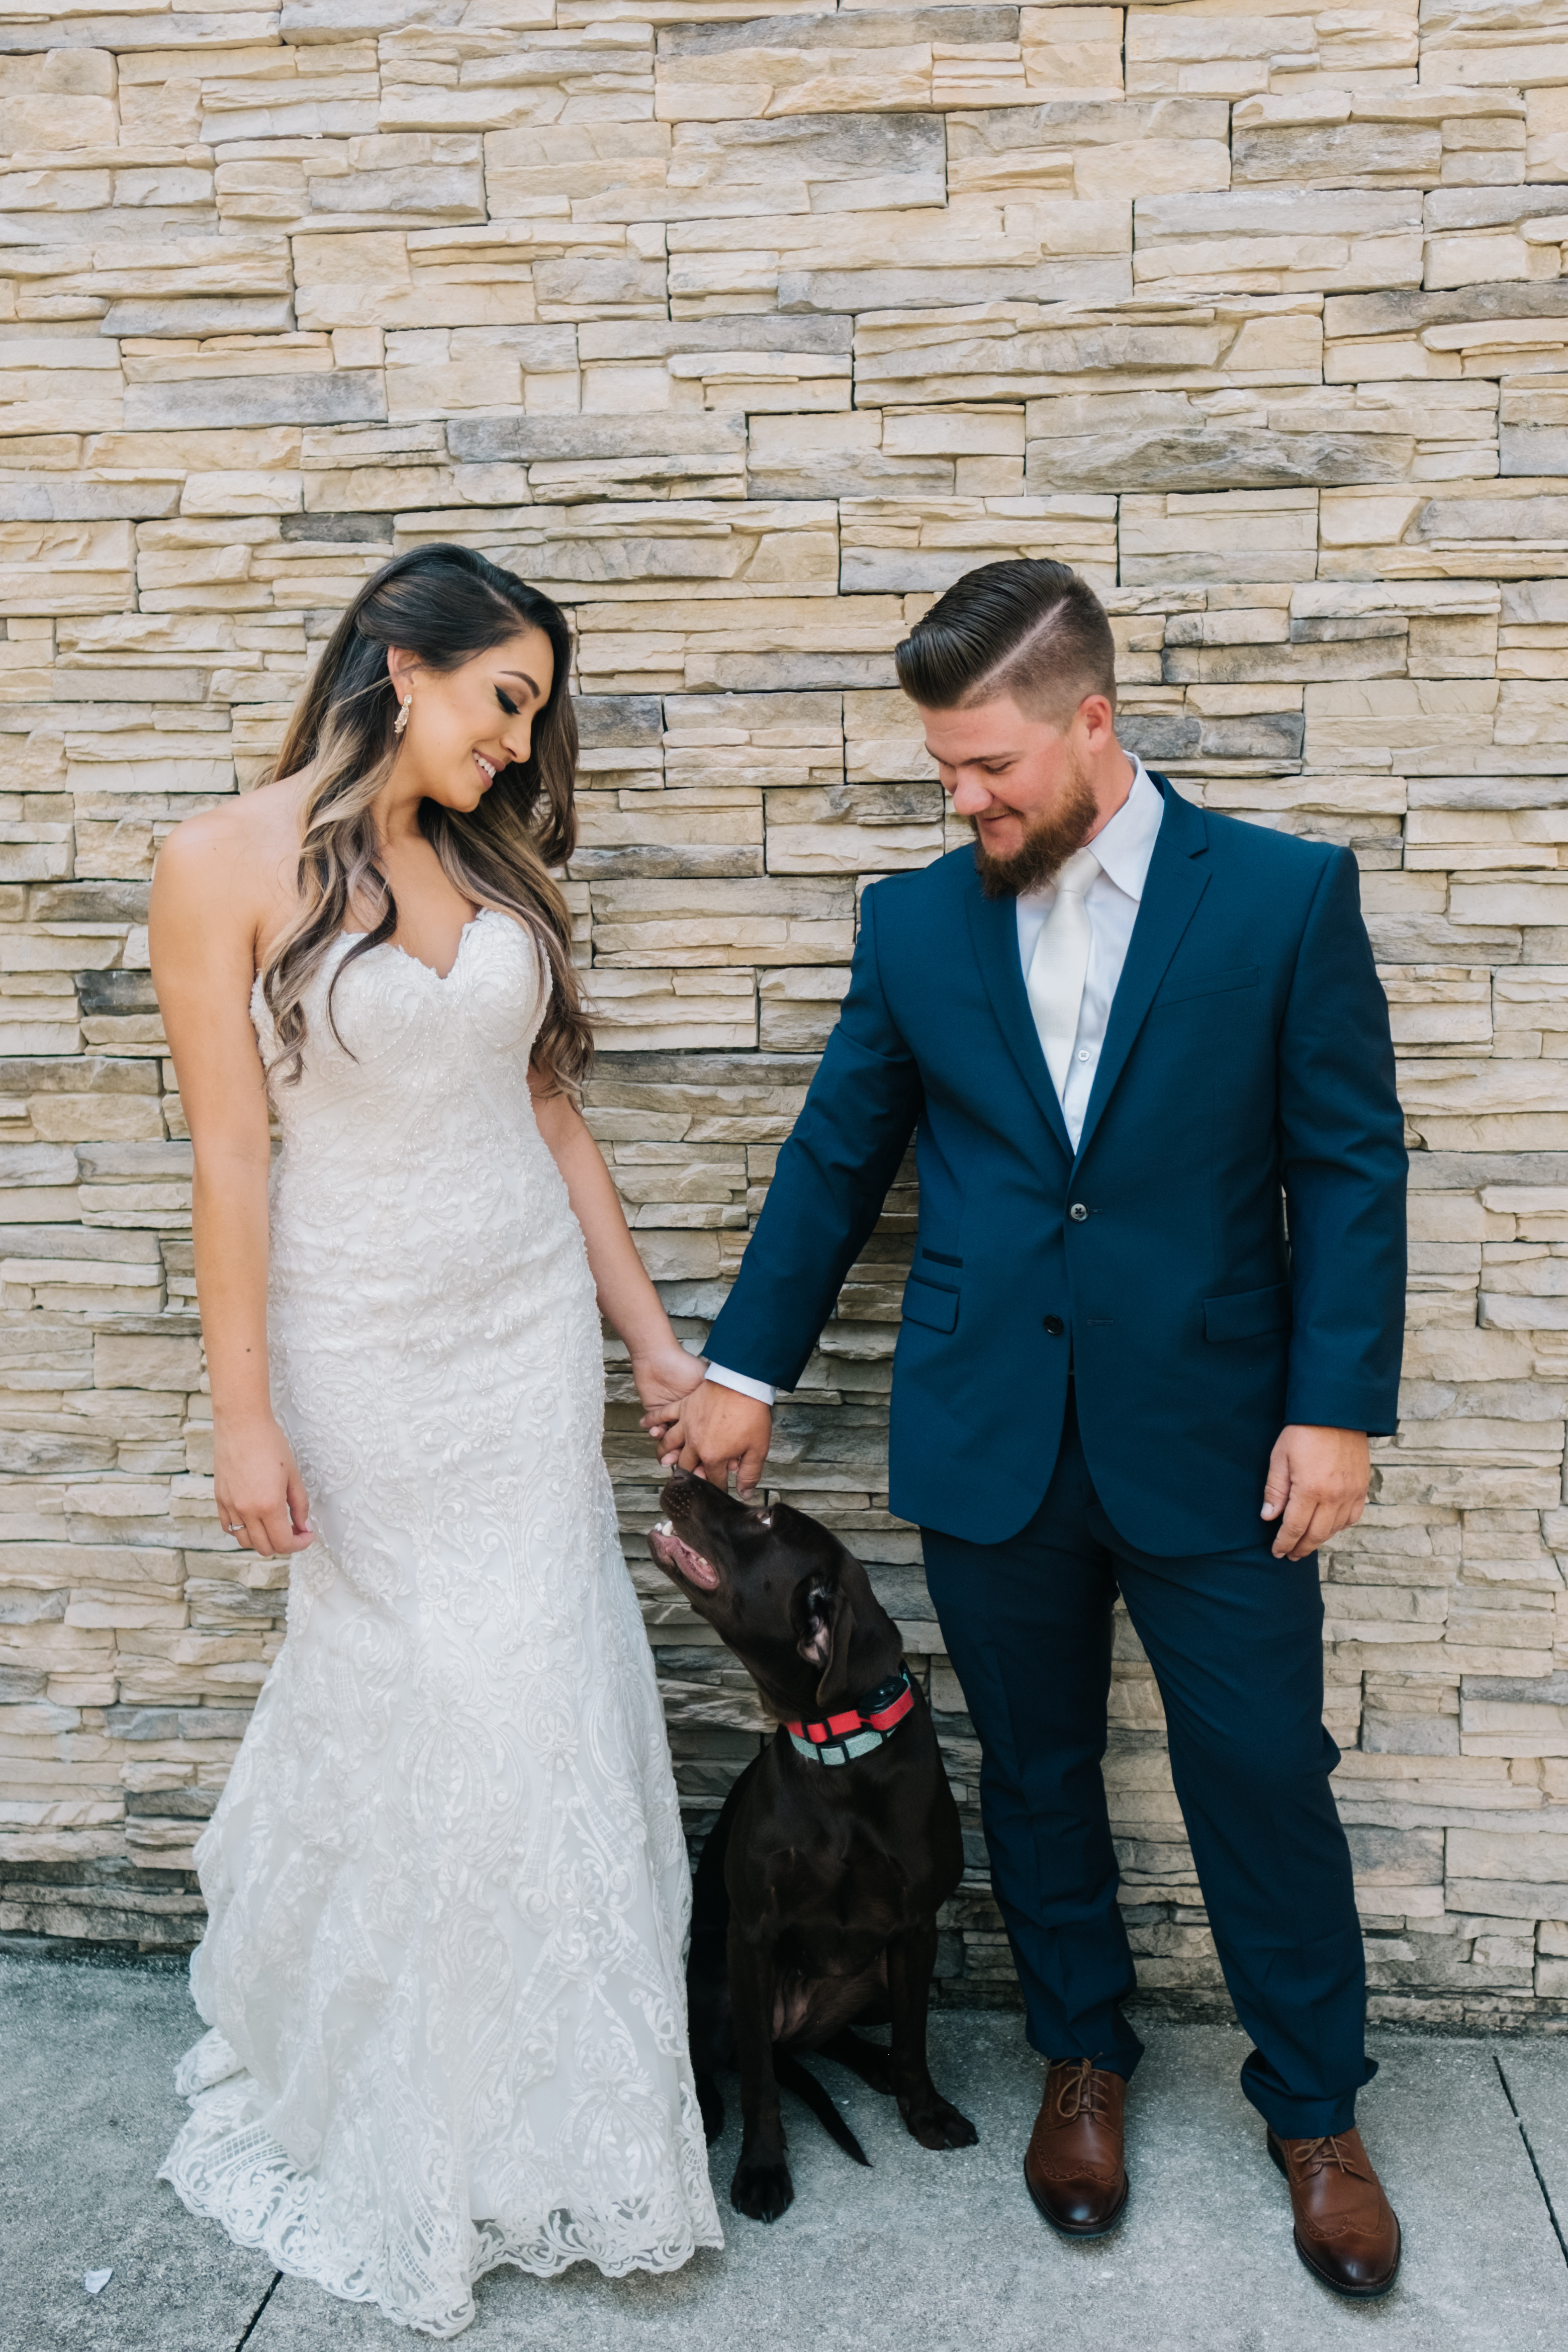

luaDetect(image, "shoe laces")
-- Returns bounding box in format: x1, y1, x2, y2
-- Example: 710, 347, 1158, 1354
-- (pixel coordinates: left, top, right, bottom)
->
1291, 2134, 1372, 2184
1053, 2058, 1113, 2122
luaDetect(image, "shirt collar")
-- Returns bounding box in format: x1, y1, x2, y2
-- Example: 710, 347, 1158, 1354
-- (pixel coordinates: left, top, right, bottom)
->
1084, 757, 1164, 904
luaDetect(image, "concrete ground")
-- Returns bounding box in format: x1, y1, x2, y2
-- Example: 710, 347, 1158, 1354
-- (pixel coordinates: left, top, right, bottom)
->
3, 1951, 1565, 2352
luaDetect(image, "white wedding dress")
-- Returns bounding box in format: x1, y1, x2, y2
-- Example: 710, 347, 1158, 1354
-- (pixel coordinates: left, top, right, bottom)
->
159, 910, 722, 2337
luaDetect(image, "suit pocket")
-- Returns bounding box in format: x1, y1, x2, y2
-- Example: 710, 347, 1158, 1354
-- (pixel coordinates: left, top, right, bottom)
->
1204, 1281, 1292, 1344
1155, 963, 1260, 1008
902, 1275, 959, 1334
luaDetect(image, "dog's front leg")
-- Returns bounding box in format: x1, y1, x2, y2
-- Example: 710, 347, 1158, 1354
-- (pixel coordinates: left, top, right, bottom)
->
727, 1921, 793, 2222
887, 1920, 979, 2152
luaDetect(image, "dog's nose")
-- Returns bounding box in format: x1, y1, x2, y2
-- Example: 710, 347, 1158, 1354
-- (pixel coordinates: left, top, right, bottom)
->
658, 1466, 702, 1513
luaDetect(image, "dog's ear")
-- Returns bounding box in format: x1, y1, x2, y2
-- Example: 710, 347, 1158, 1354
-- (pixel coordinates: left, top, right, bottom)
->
797, 1574, 857, 1712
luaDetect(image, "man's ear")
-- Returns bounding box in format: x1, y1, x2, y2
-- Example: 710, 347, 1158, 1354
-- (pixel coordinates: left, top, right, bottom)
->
797, 1577, 856, 1712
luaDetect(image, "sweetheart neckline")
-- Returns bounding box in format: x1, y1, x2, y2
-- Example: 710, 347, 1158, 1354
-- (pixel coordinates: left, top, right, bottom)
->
337, 907, 493, 984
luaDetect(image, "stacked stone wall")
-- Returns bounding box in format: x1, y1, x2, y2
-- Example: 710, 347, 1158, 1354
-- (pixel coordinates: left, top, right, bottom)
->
3, 0, 1567, 2026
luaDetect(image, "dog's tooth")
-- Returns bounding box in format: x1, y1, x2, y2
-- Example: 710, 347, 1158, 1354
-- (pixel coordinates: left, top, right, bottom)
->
654, 1519, 672, 1536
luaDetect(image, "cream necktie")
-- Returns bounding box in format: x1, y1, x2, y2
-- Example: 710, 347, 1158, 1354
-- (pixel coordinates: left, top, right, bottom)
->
1026, 845, 1101, 1099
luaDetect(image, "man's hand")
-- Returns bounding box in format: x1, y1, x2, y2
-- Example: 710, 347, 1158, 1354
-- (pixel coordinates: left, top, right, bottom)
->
1261, 1425, 1369, 1560
657, 1379, 772, 1498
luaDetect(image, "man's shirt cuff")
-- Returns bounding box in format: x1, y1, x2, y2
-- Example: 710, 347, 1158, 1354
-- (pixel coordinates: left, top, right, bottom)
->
705, 1362, 777, 1407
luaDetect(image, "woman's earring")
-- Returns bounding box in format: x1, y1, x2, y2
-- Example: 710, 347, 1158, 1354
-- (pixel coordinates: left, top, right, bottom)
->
394, 694, 412, 737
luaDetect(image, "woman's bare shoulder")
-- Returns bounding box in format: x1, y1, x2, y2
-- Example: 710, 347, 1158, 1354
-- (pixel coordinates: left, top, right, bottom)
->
156, 775, 308, 905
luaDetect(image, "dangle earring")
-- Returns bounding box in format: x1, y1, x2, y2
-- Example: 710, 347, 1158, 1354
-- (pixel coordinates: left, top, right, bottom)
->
394, 693, 412, 737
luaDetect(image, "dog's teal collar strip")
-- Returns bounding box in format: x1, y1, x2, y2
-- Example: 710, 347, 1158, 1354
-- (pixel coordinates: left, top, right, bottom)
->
788, 1725, 888, 1766
783, 1666, 915, 1767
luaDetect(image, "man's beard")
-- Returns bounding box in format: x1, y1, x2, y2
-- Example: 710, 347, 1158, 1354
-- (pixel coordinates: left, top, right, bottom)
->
972, 763, 1100, 900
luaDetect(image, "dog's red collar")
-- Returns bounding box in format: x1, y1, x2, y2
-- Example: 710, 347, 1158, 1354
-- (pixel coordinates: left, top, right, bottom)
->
783, 1667, 916, 1766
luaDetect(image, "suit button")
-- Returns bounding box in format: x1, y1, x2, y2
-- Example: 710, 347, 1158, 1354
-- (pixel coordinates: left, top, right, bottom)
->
1069, 1202, 1089, 1223
1043, 1315, 1065, 1336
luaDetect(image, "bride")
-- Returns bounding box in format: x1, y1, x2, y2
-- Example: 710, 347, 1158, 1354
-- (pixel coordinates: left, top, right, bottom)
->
148, 543, 723, 2336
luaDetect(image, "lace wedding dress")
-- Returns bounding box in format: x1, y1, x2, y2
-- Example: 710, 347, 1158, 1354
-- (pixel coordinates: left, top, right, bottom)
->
159, 910, 722, 2337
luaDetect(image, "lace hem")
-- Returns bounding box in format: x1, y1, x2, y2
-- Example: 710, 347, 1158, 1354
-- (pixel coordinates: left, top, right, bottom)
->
160, 2058, 723, 2340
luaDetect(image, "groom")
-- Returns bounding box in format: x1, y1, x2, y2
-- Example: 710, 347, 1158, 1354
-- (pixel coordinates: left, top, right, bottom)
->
657, 558, 1407, 2294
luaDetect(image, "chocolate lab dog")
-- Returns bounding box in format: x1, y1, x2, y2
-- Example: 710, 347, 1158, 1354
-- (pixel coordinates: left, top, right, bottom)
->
648, 1469, 977, 2222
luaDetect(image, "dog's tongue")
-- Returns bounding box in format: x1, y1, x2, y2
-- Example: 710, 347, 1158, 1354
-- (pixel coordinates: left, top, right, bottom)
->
652, 1520, 721, 1591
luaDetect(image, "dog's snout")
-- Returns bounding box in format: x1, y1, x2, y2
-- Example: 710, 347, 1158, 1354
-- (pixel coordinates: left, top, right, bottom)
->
659, 1467, 704, 1520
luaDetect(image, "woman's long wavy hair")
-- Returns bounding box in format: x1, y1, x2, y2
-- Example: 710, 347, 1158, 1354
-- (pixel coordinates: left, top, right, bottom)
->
259, 544, 590, 1096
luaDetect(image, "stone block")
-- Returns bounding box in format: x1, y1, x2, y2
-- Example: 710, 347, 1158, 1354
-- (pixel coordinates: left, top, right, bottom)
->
758, 964, 850, 1052
573, 788, 764, 879
1029, 423, 1416, 495
840, 494, 1116, 594
0, 519, 134, 616
764, 783, 944, 874
121, 369, 387, 432
488, 110, 946, 224
1019, 8, 1124, 102
1121, 489, 1320, 584
1127, 0, 1419, 100
653, 11, 945, 122
0, 53, 117, 159
396, 498, 839, 601
1233, 103, 1444, 191
589, 875, 854, 967
291, 226, 542, 332
746, 412, 953, 500
1134, 189, 1425, 297
1420, 0, 1568, 92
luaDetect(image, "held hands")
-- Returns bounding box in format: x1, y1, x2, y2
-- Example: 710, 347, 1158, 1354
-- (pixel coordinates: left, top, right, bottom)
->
214, 1411, 316, 1557
655, 1379, 772, 1501
634, 1336, 772, 1495
632, 1339, 708, 1446
1261, 1424, 1369, 1560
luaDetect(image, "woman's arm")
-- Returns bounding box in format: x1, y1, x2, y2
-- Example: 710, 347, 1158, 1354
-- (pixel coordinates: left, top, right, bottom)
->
149, 817, 313, 1559
530, 1075, 705, 1427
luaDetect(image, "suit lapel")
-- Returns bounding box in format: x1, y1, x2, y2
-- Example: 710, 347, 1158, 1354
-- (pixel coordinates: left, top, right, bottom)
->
1073, 775, 1211, 1165
962, 876, 1075, 1162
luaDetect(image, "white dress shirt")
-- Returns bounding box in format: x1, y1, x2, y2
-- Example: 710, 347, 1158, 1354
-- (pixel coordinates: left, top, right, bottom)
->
1014, 757, 1164, 1153
706, 758, 1167, 1407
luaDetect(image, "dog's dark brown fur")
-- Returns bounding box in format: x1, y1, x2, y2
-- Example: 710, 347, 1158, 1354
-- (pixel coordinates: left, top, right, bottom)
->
649, 1471, 977, 2222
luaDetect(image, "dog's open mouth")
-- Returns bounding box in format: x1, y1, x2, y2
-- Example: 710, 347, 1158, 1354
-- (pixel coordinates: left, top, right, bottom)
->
649, 1519, 721, 1592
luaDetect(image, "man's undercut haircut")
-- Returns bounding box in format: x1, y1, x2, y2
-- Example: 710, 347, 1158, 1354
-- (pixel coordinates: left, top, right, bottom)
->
894, 557, 1117, 730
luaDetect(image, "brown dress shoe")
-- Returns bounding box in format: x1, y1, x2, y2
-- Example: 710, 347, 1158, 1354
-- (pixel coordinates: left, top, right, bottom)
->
1024, 2059, 1129, 2237
1268, 2126, 1402, 2298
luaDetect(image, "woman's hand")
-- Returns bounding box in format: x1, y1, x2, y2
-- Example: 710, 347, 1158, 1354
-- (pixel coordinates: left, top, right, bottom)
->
633, 1340, 708, 1452
214, 1411, 316, 1557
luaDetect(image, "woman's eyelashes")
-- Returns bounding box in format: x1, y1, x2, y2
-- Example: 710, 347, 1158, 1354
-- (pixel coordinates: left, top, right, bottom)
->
495, 686, 518, 716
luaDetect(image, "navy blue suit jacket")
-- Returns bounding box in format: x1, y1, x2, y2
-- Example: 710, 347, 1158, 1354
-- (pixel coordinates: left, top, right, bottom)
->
705, 775, 1408, 1557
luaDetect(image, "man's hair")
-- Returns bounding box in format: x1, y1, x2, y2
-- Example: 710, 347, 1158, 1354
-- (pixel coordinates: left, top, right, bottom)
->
894, 558, 1117, 728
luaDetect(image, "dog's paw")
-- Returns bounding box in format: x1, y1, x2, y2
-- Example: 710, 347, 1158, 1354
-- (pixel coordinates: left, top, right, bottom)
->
697, 2073, 725, 2145
901, 2094, 980, 2152
731, 2155, 795, 2223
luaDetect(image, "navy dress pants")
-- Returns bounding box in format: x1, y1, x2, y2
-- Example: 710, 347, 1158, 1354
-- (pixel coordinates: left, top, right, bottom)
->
920, 1391, 1374, 2139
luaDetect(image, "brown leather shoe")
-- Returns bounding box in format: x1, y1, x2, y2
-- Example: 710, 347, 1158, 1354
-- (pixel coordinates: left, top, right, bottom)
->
1024, 2059, 1129, 2237
1268, 2126, 1402, 2298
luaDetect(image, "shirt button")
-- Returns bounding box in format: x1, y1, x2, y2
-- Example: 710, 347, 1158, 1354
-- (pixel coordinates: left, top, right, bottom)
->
1043, 1315, 1065, 1336
1069, 1203, 1089, 1223
1076, 1049, 1090, 1062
